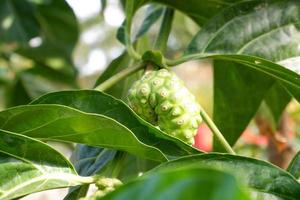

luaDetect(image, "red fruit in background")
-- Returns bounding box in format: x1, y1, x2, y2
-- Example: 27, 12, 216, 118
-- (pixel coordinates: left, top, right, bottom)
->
194, 125, 269, 152
241, 128, 268, 147
194, 124, 212, 152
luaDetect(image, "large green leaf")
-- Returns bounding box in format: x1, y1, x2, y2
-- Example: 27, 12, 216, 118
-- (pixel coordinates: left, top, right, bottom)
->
0, 129, 84, 200
169, 54, 300, 100
154, 153, 300, 200
0, 0, 78, 77
287, 151, 300, 179
187, 0, 300, 57
186, 0, 300, 150
0, 104, 167, 162
212, 59, 273, 148
101, 167, 249, 200
30, 90, 201, 159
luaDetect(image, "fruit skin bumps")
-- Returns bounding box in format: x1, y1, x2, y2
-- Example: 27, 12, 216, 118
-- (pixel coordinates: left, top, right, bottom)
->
127, 68, 202, 145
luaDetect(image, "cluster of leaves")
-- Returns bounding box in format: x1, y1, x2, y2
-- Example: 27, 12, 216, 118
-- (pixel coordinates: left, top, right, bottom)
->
0, 0, 78, 107
1, 0, 300, 200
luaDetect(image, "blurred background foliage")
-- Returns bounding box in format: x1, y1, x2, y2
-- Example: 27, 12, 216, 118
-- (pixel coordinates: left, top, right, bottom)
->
0, 0, 299, 169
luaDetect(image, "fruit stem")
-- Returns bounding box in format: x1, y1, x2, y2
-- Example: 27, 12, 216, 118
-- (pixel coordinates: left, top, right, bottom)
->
199, 106, 236, 155
154, 7, 174, 53
144, 63, 156, 74
95, 62, 145, 91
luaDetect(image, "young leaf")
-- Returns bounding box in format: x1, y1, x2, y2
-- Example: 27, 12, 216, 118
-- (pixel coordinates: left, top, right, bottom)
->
287, 151, 300, 179
0, 129, 86, 200
154, 153, 300, 200
30, 90, 201, 159
101, 167, 250, 200
186, 0, 300, 150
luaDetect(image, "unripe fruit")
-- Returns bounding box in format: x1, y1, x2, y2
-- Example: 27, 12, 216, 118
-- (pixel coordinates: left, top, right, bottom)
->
127, 69, 202, 145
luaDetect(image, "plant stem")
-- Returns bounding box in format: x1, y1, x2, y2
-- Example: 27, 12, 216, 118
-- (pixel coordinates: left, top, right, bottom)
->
199, 106, 236, 155
165, 53, 211, 66
95, 62, 145, 91
125, 0, 141, 60
111, 151, 127, 178
154, 8, 174, 53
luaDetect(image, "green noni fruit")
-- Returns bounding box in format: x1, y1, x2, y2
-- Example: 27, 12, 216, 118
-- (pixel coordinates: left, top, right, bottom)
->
127, 68, 202, 145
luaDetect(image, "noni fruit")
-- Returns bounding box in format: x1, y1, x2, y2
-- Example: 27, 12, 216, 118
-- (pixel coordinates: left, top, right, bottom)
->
127, 69, 202, 145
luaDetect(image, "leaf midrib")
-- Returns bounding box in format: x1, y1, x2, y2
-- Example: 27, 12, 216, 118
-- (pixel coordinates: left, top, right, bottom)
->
0, 173, 78, 200
237, 22, 300, 54
0, 149, 46, 174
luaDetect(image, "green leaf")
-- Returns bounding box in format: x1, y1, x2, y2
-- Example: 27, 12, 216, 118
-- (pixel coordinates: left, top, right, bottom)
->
135, 5, 164, 39
0, 129, 84, 200
120, 0, 239, 26
186, 0, 300, 150
0, 104, 167, 162
115, 154, 160, 181
0, 0, 79, 77
213, 59, 273, 147
64, 146, 116, 200
64, 186, 89, 200
170, 54, 300, 101
117, 5, 164, 44
151, 0, 240, 26
30, 90, 201, 159
0, 0, 37, 45
101, 167, 249, 200
116, 21, 126, 45
4, 78, 31, 107
117, 0, 139, 45
154, 153, 300, 200
264, 82, 291, 124
71, 146, 116, 177
287, 151, 300, 179
5, 64, 77, 107
187, 0, 300, 58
